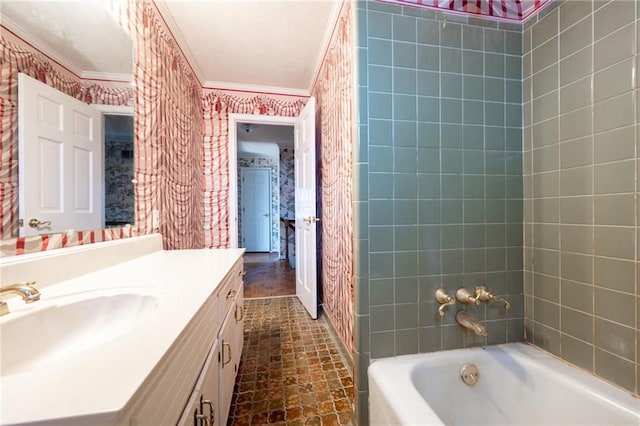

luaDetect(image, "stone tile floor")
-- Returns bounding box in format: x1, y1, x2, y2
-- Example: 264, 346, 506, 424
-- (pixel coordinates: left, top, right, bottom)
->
227, 297, 354, 425
243, 259, 295, 299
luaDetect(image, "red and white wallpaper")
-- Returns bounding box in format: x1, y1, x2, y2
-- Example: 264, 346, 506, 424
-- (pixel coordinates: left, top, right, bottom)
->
130, 0, 204, 250
381, 0, 548, 21
311, 0, 355, 355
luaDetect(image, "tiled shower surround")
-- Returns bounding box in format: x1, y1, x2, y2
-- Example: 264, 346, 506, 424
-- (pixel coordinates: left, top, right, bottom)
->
523, 1, 640, 394
354, 0, 640, 423
354, 2, 524, 421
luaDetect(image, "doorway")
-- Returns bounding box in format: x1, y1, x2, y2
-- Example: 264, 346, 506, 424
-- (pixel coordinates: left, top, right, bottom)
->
234, 120, 296, 298
104, 114, 134, 228
228, 99, 318, 318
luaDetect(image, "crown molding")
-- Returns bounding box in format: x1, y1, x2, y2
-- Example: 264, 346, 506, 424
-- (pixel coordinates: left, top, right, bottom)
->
2, 20, 133, 84
153, 0, 205, 85
307, 0, 343, 95
82, 71, 134, 83
203, 81, 310, 98
1, 19, 82, 78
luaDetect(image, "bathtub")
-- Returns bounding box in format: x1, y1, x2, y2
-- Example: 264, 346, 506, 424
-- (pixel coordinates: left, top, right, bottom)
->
368, 343, 640, 425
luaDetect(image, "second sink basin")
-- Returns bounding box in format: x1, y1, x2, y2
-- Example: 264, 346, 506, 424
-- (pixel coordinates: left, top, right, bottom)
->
0, 289, 161, 377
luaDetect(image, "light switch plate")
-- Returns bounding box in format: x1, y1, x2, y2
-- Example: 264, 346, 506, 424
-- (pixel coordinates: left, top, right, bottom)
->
152, 210, 160, 229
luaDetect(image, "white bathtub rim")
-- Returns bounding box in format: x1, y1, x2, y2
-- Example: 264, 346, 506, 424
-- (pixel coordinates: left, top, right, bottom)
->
368, 342, 640, 425
369, 360, 444, 426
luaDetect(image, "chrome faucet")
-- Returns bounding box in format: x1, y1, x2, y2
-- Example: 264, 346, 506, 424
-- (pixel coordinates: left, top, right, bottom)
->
455, 311, 487, 336
0, 281, 40, 316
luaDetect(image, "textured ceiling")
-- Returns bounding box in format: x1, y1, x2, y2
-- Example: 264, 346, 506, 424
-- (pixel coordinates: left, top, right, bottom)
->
0, 0, 133, 80
154, 0, 341, 95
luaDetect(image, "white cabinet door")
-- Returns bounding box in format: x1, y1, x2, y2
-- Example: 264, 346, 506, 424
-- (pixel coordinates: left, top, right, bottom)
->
218, 305, 237, 425
177, 339, 220, 426
233, 285, 244, 369
18, 73, 103, 236
200, 339, 220, 426
176, 390, 201, 426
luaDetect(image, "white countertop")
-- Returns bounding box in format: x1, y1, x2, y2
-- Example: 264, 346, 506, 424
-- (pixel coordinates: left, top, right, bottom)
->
0, 239, 244, 426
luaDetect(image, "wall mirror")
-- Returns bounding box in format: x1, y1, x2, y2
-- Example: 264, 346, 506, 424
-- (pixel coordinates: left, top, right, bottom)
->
1, 0, 134, 240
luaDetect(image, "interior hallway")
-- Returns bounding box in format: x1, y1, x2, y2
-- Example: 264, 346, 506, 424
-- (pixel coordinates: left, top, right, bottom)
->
243, 253, 295, 298
227, 296, 354, 425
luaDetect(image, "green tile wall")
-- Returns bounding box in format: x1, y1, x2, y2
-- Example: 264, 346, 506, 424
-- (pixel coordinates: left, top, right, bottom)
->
523, 0, 640, 396
354, 2, 523, 422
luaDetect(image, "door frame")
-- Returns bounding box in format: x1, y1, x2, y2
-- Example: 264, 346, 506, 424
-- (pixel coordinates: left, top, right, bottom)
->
227, 114, 296, 249
93, 104, 134, 227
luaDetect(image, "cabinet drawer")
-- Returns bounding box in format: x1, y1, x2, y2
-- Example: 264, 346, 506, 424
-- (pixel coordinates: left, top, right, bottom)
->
176, 390, 200, 426
219, 259, 243, 321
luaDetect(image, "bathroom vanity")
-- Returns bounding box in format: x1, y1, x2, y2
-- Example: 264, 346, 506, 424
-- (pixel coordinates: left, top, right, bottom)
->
0, 234, 244, 426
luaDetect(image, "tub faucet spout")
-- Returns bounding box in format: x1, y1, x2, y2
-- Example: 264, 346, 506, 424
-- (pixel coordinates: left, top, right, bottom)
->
456, 311, 487, 336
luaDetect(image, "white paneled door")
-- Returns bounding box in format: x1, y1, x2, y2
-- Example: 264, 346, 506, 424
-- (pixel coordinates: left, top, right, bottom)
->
240, 167, 271, 252
294, 97, 318, 319
18, 73, 103, 236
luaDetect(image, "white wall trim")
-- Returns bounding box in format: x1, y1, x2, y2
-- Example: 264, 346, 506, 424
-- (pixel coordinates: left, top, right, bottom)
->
82, 71, 134, 83
1, 19, 84, 78
204, 81, 309, 97
228, 114, 296, 250
307, 0, 343, 94
92, 104, 134, 115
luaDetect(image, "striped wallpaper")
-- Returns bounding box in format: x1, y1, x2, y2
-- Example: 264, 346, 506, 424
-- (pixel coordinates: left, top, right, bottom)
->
130, 0, 204, 250
381, 0, 548, 21
311, 0, 355, 355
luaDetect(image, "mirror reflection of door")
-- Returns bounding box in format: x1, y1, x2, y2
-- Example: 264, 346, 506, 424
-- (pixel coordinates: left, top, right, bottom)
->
240, 167, 271, 252
104, 115, 135, 228
18, 73, 103, 236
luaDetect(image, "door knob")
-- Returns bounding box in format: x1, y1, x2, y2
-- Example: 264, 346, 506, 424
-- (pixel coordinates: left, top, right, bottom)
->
28, 218, 52, 228
263, 213, 269, 217
303, 216, 320, 224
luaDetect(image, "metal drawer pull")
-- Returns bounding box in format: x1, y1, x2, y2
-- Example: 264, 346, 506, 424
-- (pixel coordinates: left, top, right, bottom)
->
239, 270, 246, 277
235, 304, 244, 322
202, 399, 215, 424
222, 342, 232, 366
226, 289, 236, 299
195, 412, 211, 426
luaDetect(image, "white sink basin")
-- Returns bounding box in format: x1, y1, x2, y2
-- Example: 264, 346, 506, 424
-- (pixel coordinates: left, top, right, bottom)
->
0, 289, 160, 377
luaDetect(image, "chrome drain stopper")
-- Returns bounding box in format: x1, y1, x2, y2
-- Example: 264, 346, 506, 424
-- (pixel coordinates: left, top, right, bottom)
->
460, 363, 479, 386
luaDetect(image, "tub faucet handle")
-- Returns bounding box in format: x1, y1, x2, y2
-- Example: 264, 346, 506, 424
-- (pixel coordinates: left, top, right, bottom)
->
455, 288, 480, 305
475, 285, 510, 310
435, 288, 456, 317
